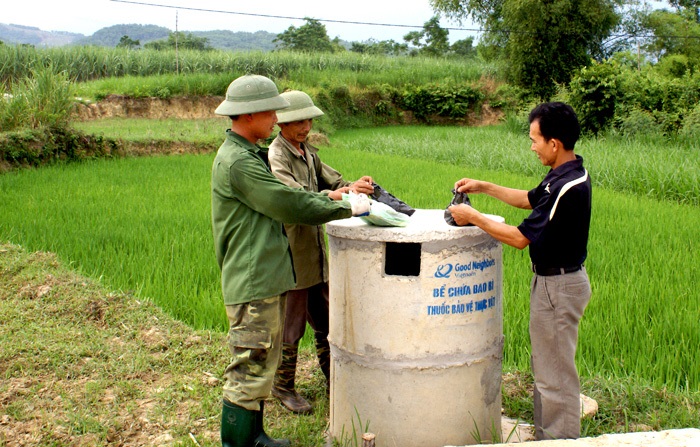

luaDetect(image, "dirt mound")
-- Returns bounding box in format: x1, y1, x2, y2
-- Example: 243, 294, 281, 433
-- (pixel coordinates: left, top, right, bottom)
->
73, 95, 224, 121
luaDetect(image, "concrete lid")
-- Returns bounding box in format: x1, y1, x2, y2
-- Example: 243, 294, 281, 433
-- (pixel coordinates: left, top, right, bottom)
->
326, 209, 505, 243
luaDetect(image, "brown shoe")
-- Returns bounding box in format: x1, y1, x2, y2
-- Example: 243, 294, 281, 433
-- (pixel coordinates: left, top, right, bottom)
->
272, 385, 313, 414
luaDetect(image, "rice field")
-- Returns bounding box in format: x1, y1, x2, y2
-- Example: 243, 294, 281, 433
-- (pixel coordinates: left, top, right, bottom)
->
0, 125, 697, 394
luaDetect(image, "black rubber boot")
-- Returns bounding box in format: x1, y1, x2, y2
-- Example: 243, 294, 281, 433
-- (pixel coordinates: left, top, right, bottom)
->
272, 343, 312, 414
221, 399, 256, 447
254, 401, 291, 447
315, 335, 331, 396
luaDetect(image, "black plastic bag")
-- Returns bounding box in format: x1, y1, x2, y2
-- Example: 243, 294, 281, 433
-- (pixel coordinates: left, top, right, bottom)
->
370, 183, 415, 216
444, 188, 473, 226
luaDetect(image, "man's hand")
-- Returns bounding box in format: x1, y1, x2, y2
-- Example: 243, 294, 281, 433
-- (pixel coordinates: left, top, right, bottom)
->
350, 176, 374, 195
448, 203, 480, 226
454, 178, 486, 194
455, 177, 531, 210
329, 187, 350, 201
347, 193, 371, 216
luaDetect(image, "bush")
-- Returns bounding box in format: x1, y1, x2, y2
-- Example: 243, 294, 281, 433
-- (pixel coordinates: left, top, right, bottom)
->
399, 83, 484, 120
656, 54, 692, 78
313, 86, 366, 129
488, 83, 528, 111
680, 104, 700, 138
0, 65, 75, 132
616, 108, 661, 137
0, 126, 121, 171
617, 71, 700, 134
567, 61, 622, 135
566, 59, 700, 137
502, 98, 541, 135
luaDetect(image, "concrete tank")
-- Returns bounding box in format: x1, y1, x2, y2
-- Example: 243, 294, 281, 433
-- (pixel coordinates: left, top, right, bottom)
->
326, 209, 504, 447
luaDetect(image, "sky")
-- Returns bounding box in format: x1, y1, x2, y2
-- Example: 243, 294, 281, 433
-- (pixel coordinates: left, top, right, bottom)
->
4, 0, 480, 43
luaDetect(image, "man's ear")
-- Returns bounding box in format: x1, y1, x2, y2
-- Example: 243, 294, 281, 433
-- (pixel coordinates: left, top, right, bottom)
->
550, 138, 564, 152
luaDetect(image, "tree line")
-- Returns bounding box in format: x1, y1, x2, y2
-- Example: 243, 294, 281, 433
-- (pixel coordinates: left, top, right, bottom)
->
114, 17, 475, 58
110, 2, 700, 102
431, 0, 700, 98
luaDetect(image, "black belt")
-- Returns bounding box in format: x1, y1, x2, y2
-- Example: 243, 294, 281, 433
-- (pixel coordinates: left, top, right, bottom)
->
532, 264, 583, 276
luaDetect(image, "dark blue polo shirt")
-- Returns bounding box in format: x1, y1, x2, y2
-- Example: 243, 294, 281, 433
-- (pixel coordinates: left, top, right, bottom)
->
517, 155, 591, 268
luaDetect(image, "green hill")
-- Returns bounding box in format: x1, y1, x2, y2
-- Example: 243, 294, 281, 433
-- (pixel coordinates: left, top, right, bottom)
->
189, 29, 276, 52
72, 23, 170, 47
0, 22, 277, 51
0, 23, 83, 47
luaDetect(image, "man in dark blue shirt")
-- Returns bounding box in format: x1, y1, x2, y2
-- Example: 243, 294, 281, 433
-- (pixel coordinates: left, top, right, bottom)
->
448, 102, 592, 440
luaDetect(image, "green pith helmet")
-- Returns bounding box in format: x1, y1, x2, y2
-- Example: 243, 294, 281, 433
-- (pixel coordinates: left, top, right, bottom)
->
275, 90, 324, 124
215, 75, 290, 116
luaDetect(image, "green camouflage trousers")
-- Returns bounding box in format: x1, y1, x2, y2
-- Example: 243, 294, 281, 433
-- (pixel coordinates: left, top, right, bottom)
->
223, 295, 285, 411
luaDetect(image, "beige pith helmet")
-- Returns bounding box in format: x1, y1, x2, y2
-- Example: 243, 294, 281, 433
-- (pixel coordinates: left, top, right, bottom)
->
215, 75, 290, 116
275, 90, 324, 124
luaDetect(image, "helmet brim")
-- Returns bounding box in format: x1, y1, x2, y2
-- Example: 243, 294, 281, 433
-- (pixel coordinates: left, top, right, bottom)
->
276, 105, 324, 124
215, 95, 290, 116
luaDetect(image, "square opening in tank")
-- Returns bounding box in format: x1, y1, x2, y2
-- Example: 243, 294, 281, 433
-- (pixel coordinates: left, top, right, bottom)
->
384, 242, 421, 276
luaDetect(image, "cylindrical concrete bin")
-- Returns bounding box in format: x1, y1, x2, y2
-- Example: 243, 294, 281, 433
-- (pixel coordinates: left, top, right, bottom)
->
326, 209, 504, 447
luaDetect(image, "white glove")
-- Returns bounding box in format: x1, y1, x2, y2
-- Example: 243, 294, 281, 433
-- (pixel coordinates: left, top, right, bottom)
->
347, 192, 370, 217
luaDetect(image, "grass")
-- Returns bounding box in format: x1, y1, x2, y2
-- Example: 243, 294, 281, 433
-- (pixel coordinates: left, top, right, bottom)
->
1, 122, 698, 445
0, 243, 328, 446
0, 44, 500, 92
0, 65, 75, 132
326, 125, 700, 206
1, 125, 698, 393
74, 119, 700, 205
73, 117, 226, 145
2, 242, 698, 446
501, 371, 700, 436
319, 145, 700, 392
0, 155, 225, 330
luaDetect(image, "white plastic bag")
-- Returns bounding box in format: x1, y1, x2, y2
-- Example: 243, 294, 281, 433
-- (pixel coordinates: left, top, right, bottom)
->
361, 200, 411, 227
343, 192, 410, 227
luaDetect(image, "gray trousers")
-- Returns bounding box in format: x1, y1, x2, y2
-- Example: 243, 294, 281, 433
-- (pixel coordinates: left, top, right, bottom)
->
223, 295, 286, 411
529, 268, 591, 440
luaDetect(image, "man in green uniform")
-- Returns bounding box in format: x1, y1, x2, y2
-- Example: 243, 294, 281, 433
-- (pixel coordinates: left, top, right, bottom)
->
267, 90, 374, 413
211, 75, 369, 447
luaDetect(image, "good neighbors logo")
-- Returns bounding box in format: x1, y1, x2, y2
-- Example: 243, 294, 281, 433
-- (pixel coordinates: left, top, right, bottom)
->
433, 258, 496, 279
434, 264, 453, 278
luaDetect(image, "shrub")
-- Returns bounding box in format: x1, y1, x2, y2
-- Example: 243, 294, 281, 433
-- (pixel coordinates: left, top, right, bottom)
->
656, 54, 692, 78
567, 61, 622, 135
502, 98, 540, 135
0, 126, 121, 171
680, 104, 700, 138
399, 83, 484, 120
567, 59, 700, 137
488, 83, 528, 111
617, 72, 700, 134
616, 108, 661, 137
0, 65, 75, 132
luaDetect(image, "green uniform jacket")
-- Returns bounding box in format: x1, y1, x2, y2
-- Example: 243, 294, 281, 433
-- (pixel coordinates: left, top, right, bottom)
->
268, 134, 351, 289
211, 130, 352, 305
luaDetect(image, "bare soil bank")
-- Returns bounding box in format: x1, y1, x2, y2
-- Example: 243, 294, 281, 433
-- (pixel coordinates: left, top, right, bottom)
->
72, 95, 504, 126
73, 95, 225, 121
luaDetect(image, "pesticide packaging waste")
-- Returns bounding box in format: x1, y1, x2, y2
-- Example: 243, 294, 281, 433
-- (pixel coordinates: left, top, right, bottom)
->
444, 188, 473, 226
343, 193, 410, 227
